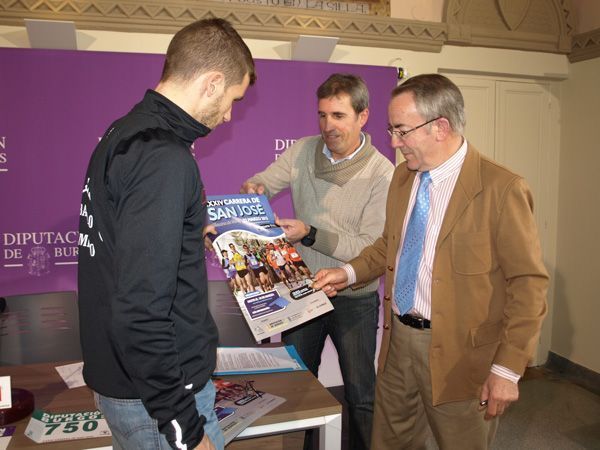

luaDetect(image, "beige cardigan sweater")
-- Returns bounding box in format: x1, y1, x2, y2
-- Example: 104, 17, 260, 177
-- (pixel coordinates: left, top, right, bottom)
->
248, 134, 394, 297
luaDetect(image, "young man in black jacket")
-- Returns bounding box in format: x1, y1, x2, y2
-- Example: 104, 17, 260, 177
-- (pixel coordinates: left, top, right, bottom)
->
77, 19, 256, 450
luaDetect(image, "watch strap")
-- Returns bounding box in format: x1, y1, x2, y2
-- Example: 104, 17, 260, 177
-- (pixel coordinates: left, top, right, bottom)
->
301, 225, 317, 247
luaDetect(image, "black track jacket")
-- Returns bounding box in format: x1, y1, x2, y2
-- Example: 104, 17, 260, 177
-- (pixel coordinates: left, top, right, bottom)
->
78, 90, 218, 449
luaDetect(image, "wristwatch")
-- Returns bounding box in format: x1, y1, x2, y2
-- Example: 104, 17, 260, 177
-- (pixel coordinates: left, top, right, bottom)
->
301, 225, 317, 247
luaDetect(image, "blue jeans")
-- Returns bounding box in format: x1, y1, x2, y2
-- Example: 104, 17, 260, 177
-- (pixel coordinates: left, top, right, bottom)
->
283, 290, 379, 450
95, 380, 224, 450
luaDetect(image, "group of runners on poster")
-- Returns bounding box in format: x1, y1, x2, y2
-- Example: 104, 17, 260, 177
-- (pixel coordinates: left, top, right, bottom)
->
218, 235, 313, 298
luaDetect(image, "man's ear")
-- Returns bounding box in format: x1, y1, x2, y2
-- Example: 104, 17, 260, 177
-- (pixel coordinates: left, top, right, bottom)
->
434, 117, 451, 141
204, 72, 225, 98
358, 108, 369, 127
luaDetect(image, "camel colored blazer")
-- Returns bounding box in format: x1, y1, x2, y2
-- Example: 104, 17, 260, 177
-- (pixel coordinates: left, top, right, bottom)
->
350, 145, 548, 406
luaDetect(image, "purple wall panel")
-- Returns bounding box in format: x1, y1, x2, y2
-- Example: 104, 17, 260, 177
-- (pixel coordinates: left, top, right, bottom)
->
0, 48, 397, 296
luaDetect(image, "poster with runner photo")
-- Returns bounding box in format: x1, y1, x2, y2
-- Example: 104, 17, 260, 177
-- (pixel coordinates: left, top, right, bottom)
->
213, 378, 285, 445
207, 194, 334, 341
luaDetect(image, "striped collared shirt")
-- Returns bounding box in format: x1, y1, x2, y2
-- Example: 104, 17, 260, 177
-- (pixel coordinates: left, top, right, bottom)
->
392, 139, 467, 319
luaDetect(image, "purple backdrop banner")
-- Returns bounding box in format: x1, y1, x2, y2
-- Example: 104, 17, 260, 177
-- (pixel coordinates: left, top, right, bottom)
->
0, 48, 397, 296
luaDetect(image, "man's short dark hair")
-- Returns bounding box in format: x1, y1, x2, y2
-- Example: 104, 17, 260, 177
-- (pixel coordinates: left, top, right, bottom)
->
391, 74, 465, 134
317, 73, 369, 115
161, 18, 256, 87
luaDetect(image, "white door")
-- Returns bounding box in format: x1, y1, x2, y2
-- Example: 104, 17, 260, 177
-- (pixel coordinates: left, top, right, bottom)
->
446, 73, 559, 366
446, 75, 496, 159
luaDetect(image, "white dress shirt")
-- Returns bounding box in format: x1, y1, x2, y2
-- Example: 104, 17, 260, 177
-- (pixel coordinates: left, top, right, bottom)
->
322, 132, 366, 164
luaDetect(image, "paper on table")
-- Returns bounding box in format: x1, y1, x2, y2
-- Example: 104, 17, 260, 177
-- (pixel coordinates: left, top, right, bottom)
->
0, 426, 16, 450
213, 379, 285, 445
214, 346, 307, 375
24, 410, 111, 443
55, 362, 85, 388
0, 376, 11, 409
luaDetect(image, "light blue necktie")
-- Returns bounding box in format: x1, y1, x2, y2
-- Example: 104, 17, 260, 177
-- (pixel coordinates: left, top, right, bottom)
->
394, 171, 432, 315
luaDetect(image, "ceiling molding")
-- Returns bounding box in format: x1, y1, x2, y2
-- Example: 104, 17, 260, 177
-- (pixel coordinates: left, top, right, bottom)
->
444, 0, 573, 54
0, 0, 578, 55
570, 27, 600, 63
0, 0, 447, 52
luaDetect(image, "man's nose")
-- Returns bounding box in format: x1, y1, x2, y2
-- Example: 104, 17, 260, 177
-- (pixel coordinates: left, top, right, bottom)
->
391, 134, 404, 148
223, 110, 232, 123
322, 115, 335, 129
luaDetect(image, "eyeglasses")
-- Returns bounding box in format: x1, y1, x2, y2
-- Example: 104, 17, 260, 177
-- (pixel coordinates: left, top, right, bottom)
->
243, 380, 262, 399
387, 117, 441, 139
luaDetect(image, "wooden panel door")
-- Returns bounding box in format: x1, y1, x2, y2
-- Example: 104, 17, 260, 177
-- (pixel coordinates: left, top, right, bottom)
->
446, 74, 496, 159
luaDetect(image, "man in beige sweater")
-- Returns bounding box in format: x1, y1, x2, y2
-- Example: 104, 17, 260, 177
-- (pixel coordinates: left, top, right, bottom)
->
242, 73, 393, 450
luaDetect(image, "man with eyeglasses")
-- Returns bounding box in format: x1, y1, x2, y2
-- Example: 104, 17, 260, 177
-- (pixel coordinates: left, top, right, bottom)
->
241, 73, 394, 450
313, 74, 548, 449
